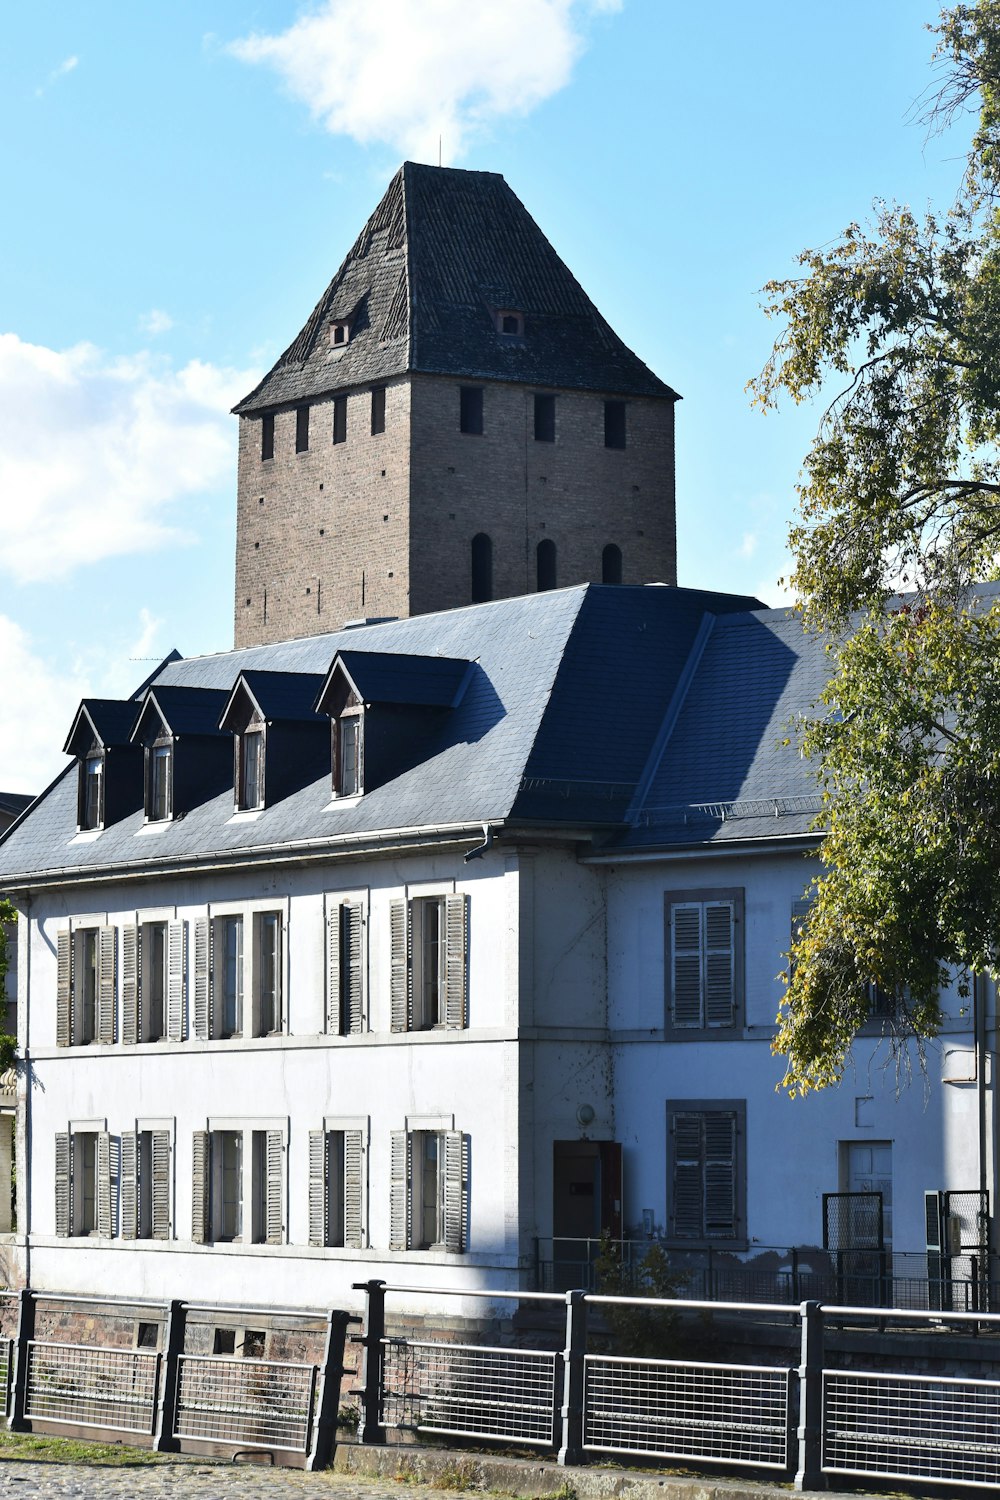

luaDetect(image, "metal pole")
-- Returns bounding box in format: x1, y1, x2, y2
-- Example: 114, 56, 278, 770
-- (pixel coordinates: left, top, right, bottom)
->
153, 1299, 185, 1452
307, 1309, 351, 1471
557, 1289, 586, 1466
353, 1279, 386, 1446
8, 1288, 34, 1431
794, 1300, 825, 1492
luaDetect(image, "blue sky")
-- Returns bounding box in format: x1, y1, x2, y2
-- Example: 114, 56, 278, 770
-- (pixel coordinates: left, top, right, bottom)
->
0, 0, 973, 793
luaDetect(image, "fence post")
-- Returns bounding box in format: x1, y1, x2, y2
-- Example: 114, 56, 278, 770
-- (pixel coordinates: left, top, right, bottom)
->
8, 1288, 34, 1432
353, 1279, 386, 1446
153, 1299, 185, 1452
794, 1300, 825, 1492
557, 1289, 586, 1466
308, 1309, 351, 1471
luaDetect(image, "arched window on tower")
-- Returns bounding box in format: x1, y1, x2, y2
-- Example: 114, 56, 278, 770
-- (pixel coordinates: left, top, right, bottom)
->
471, 533, 493, 603
536, 539, 557, 592
602, 544, 623, 585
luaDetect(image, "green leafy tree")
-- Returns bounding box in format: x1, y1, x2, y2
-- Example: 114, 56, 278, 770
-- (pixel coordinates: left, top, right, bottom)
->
594, 1237, 684, 1357
751, 1, 1000, 1094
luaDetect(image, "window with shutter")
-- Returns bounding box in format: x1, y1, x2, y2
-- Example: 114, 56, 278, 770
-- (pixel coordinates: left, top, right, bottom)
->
264, 1130, 283, 1245
344, 1128, 364, 1249
389, 1130, 410, 1250
121, 1131, 138, 1240
74, 929, 98, 1045
55, 1132, 71, 1236
97, 1131, 112, 1237
121, 925, 139, 1046
166, 921, 185, 1041
151, 1131, 170, 1240
142, 921, 169, 1041
56, 930, 72, 1048
193, 919, 211, 1040
192, 1131, 209, 1244
328, 902, 364, 1035
389, 900, 410, 1032
665, 890, 742, 1035
214, 915, 243, 1038
393, 1129, 469, 1253
97, 927, 116, 1044
667, 1101, 744, 1244
308, 1129, 326, 1247
253, 912, 282, 1035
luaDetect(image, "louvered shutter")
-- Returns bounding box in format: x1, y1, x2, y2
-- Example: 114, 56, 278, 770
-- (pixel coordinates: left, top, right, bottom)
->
344, 1128, 364, 1248
191, 1130, 209, 1244
390, 900, 411, 1032
193, 919, 211, 1040
326, 909, 341, 1035
672, 1113, 705, 1238
120, 1131, 138, 1240
97, 1131, 112, 1237
346, 904, 364, 1034
308, 1129, 327, 1246
703, 1113, 737, 1236
121, 926, 139, 1045
265, 1130, 283, 1245
389, 1130, 410, 1249
152, 1131, 170, 1240
97, 927, 116, 1044
704, 902, 735, 1027
55, 1132, 71, 1236
671, 905, 703, 1026
56, 931, 72, 1047
443, 895, 467, 1030
167, 921, 185, 1040
442, 1131, 466, 1253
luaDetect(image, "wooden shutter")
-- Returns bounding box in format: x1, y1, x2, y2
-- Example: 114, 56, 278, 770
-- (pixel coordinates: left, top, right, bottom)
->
704, 902, 735, 1026
120, 1130, 138, 1240
151, 1131, 170, 1240
191, 1130, 209, 1244
55, 1131, 71, 1236
326, 909, 341, 1035
265, 1130, 283, 1245
121, 925, 139, 1045
389, 900, 411, 1032
671, 904, 703, 1026
443, 895, 467, 1029
442, 1131, 466, 1253
671, 1113, 705, 1238
703, 1113, 737, 1237
193, 919, 211, 1040
167, 921, 185, 1041
308, 1129, 327, 1246
97, 1131, 112, 1238
346, 904, 364, 1034
56, 930, 72, 1047
97, 927, 116, 1044
389, 1130, 410, 1249
344, 1128, 364, 1249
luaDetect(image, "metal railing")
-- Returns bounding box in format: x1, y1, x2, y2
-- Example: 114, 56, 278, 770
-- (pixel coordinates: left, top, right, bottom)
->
24, 1339, 160, 1434
0, 1335, 12, 1416
382, 1339, 557, 1445
174, 1353, 318, 1453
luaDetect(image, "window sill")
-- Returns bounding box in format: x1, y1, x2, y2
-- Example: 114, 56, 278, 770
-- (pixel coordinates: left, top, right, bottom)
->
135, 821, 172, 837
325, 793, 363, 811
69, 829, 102, 845
227, 808, 265, 823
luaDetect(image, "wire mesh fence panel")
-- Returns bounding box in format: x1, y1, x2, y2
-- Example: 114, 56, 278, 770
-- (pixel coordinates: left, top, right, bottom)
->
583, 1355, 791, 1470
0, 1337, 12, 1416
381, 1339, 558, 1446
823, 1368, 1000, 1489
173, 1354, 317, 1453
24, 1341, 159, 1434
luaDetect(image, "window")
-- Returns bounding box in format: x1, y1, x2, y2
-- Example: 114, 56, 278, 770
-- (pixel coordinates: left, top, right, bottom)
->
295, 404, 310, 453
122, 921, 185, 1044
54, 1128, 111, 1238
261, 413, 275, 462
330, 320, 350, 346
237, 723, 265, 810
327, 901, 364, 1034
333, 711, 362, 797
308, 1126, 365, 1247
121, 1129, 171, 1240
471, 533, 492, 603
665, 890, 743, 1034
667, 1102, 745, 1243
192, 1127, 283, 1246
80, 752, 104, 830
333, 394, 347, 445
604, 399, 626, 449
390, 895, 467, 1031
57, 926, 116, 1046
496, 309, 523, 336
460, 386, 484, 435
602, 543, 623, 585
216, 916, 243, 1038
389, 1129, 468, 1251
370, 386, 386, 435
146, 742, 172, 822
536, 538, 557, 592
254, 912, 282, 1035
534, 393, 555, 442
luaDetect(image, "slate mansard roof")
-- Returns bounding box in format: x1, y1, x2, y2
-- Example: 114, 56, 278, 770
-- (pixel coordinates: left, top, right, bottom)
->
234, 163, 678, 416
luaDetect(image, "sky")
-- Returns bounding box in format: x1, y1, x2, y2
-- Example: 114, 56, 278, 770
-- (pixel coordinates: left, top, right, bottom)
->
0, 0, 975, 794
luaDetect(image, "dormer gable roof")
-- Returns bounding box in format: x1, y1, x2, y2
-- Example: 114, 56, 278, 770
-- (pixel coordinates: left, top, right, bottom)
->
131, 686, 231, 743
63, 699, 140, 758
316, 650, 472, 714
219, 670, 327, 732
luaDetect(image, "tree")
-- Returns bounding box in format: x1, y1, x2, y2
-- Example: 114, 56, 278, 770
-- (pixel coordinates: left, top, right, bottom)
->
751, 1, 1000, 1094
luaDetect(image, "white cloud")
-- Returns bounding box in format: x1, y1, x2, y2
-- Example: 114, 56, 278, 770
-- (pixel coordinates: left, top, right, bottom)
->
738, 531, 758, 559
0, 616, 87, 794
139, 308, 174, 336
0, 334, 258, 584
36, 55, 78, 98
229, 0, 621, 161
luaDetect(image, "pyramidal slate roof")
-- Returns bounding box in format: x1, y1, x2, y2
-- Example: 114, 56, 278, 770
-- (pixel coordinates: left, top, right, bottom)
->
234, 163, 677, 415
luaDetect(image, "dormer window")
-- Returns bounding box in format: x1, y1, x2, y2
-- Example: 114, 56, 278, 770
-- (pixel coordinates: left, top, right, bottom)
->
147, 742, 173, 822
330, 321, 350, 347
496, 310, 523, 336
334, 708, 363, 798
238, 722, 265, 810
81, 752, 104, 831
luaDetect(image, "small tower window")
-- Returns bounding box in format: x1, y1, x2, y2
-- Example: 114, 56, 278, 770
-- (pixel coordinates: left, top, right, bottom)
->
496, 310, 524, 336
471, 533, 493, 604
261, 413, 274, 462
371, 386, 386, 436
296, 404, 310, 454
333, 395, 347, 446
536, 538, 557, 592
534, 394, 555, 443
604, 400, 626, 450
602, 543, 623, 585
330, 321, 350, 347
460, 387, 484, 436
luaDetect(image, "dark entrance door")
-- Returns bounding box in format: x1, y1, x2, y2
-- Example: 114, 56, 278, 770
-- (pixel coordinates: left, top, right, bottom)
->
552, 1140, 622, 1289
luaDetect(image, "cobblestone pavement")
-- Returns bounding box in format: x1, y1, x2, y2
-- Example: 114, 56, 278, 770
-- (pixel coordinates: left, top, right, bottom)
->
0, 1459, 477, 1500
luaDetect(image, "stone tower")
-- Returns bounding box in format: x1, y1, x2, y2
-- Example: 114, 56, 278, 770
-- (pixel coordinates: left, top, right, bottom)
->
233, 163, 679, 648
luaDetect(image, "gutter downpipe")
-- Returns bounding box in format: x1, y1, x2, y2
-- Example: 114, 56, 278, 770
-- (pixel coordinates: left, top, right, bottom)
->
464, 824, 495, 863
